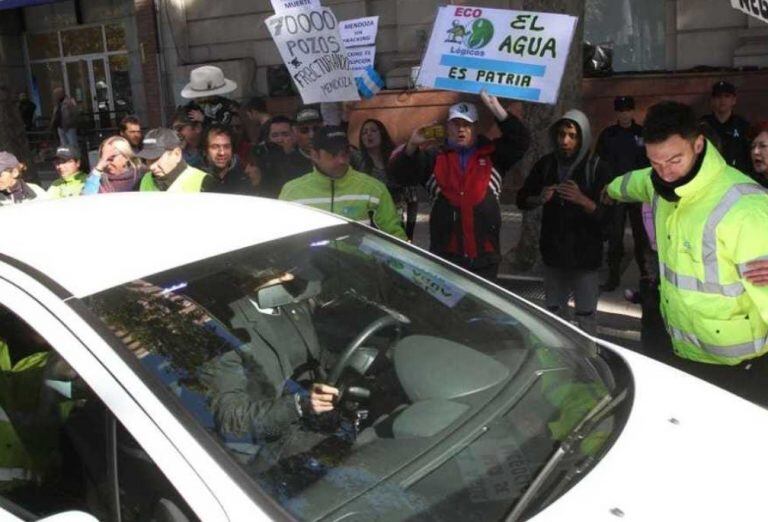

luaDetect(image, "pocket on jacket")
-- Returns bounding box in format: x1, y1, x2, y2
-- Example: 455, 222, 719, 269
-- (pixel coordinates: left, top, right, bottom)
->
693, 315, 755, 350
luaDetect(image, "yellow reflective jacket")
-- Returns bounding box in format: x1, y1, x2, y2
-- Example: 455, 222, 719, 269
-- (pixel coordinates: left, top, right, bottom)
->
608, 142, 768, 365
140, 165, 209, 193
0, 341, 49, 490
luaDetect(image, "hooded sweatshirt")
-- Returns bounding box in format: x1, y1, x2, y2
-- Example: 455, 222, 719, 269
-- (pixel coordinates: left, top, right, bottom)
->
517, 109, 612, 270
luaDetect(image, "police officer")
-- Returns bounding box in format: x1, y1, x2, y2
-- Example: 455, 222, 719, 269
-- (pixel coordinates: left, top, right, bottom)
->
701, 81, 751, 174
595, 96, 652, 291
603, 101, 768, 406
137, 128, 214, 192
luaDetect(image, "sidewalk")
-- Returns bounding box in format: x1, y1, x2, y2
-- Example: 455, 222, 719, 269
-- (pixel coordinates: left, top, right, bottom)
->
412, 203, 643, 350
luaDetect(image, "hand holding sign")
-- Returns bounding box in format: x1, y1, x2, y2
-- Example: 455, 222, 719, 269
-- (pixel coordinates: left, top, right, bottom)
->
266, 6, 360, 104
480, 89, 508, 121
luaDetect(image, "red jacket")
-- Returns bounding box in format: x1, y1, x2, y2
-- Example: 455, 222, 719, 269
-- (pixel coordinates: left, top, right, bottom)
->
390, 115, 530, 271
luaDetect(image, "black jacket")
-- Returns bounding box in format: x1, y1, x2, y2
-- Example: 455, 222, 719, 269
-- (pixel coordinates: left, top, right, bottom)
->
255, 144, 313, 199
701, 113, 751, 174
517, 110, 612, 271
517, 154, 612, 270
595, 121, 649, 179
205, 156, 256, 196
389, 115, 530, 270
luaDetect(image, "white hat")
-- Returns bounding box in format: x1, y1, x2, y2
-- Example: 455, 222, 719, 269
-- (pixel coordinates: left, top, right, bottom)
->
448, 102, 479, 124
181, 66, 237, 99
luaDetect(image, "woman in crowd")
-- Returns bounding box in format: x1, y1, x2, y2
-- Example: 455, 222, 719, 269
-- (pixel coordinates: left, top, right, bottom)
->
82, 136, 143, 194
0, 152, 46, 206
355, 119, 419, 240
749, 121, 768, 188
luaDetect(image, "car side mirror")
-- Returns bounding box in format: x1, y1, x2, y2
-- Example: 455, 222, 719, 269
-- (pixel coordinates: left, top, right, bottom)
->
38, 512, 99, 522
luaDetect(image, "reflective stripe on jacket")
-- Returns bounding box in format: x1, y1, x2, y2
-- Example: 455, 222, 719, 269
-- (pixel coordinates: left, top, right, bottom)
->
607, 141, 768, 365
279, 167, 407, 240
140, 166, 209, 193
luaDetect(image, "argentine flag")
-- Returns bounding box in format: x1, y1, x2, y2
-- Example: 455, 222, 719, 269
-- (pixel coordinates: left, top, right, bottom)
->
356, 66, 385, 99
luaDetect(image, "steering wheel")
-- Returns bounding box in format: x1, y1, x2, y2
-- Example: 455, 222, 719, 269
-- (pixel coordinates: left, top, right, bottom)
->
328, 311, 410, 386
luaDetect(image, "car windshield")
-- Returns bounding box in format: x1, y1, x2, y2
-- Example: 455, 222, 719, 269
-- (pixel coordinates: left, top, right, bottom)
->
80, 224, 632, 521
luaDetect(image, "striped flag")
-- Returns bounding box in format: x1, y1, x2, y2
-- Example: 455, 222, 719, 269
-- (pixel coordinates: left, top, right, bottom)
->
356, 66, 385, 99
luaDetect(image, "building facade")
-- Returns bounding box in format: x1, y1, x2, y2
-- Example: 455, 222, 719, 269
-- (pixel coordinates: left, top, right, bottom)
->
0, 0, 767, 132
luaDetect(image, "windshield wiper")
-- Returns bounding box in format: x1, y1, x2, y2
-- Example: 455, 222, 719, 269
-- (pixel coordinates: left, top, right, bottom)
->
505, 388, 629, 522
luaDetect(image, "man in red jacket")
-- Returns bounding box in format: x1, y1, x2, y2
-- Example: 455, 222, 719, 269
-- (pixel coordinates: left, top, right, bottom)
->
390, 91, 530, 281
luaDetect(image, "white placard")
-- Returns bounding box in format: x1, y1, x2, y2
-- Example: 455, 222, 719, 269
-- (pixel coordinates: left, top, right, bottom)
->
266, 7, 361, 104
270, 0, 320, 12
417, 6, 577, 105
347, 46, 376, 73
340, 16, 379, 48
731, 0, 768, 25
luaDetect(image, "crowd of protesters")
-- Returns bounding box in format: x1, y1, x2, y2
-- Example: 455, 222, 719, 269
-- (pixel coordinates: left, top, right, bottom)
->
4, 69, 768, 396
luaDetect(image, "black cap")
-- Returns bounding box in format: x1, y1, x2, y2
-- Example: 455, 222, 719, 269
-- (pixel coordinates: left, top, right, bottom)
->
712, 81, 736, 97
614, 96, 635, 111
54, 145, 80, 160
295, 105, 322, 125
137, 128, 183, 160
312, 126, 349, 154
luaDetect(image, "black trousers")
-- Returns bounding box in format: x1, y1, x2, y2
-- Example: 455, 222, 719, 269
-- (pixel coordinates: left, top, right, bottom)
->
606, 203, 652, 280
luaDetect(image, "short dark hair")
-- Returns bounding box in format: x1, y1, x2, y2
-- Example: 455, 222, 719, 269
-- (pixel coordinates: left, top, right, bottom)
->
204, 123, 234, 150
642, 101, 700, 144
119, 115, 141, 132
267, 115, 294, 133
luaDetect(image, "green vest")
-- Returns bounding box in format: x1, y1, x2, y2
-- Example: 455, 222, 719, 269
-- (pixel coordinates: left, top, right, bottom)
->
278, 167, 407, 240
608, 142, 768, 365
140, 165, 209, 193
47, 171, 87, 199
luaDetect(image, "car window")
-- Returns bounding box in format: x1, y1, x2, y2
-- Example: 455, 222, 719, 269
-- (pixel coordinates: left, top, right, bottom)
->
0, 305, 198, 522
81, 224, 632, 521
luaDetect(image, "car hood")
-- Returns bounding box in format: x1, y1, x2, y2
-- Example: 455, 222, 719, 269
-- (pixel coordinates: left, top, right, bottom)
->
534, 342, 768, 521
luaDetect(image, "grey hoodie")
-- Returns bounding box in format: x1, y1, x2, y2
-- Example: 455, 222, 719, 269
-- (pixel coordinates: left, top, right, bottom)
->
550, 109, 592, 181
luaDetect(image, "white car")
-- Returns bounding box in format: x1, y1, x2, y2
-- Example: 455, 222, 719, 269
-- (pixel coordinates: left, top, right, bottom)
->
1, 193, 767, 522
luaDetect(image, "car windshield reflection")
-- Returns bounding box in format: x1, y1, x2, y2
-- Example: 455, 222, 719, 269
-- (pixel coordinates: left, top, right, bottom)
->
81, 224, 632, 521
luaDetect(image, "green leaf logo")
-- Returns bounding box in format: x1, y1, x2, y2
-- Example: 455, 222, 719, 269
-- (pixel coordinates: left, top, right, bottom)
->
466, 19, 494, 49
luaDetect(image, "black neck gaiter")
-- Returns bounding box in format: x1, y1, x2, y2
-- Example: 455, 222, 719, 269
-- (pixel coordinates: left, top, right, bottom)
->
651, 142, 707, 202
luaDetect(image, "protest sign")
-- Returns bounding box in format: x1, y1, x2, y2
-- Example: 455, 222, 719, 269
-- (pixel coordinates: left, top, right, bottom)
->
270, 0, 320, 12
417, 6, 577, 104
340, 16, 379, 48
266, 6, 360, 104
731, 0, 768, 25
347, 46, 376, 72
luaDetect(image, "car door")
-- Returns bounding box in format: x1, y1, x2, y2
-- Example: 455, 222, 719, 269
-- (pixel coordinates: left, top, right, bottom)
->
0, 264, 233, 521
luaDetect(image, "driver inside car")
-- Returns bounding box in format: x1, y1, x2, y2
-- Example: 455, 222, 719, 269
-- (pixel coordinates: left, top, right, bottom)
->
200, 269, 340, 463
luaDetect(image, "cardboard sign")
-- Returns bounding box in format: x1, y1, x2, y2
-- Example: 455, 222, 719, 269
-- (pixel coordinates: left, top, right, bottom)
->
270, 0, 320, 12
417, 6, 577, 104
731, 0, 768, 25
347, 46, 376, 72
340, 16, 380, 48
266, 6, 360, 104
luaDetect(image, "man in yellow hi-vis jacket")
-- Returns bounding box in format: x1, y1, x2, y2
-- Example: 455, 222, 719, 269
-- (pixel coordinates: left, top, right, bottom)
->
603, 101, 768, 405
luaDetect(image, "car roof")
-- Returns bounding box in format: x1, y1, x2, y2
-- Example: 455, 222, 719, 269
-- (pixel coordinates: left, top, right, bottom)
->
0, 193, 345, 298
